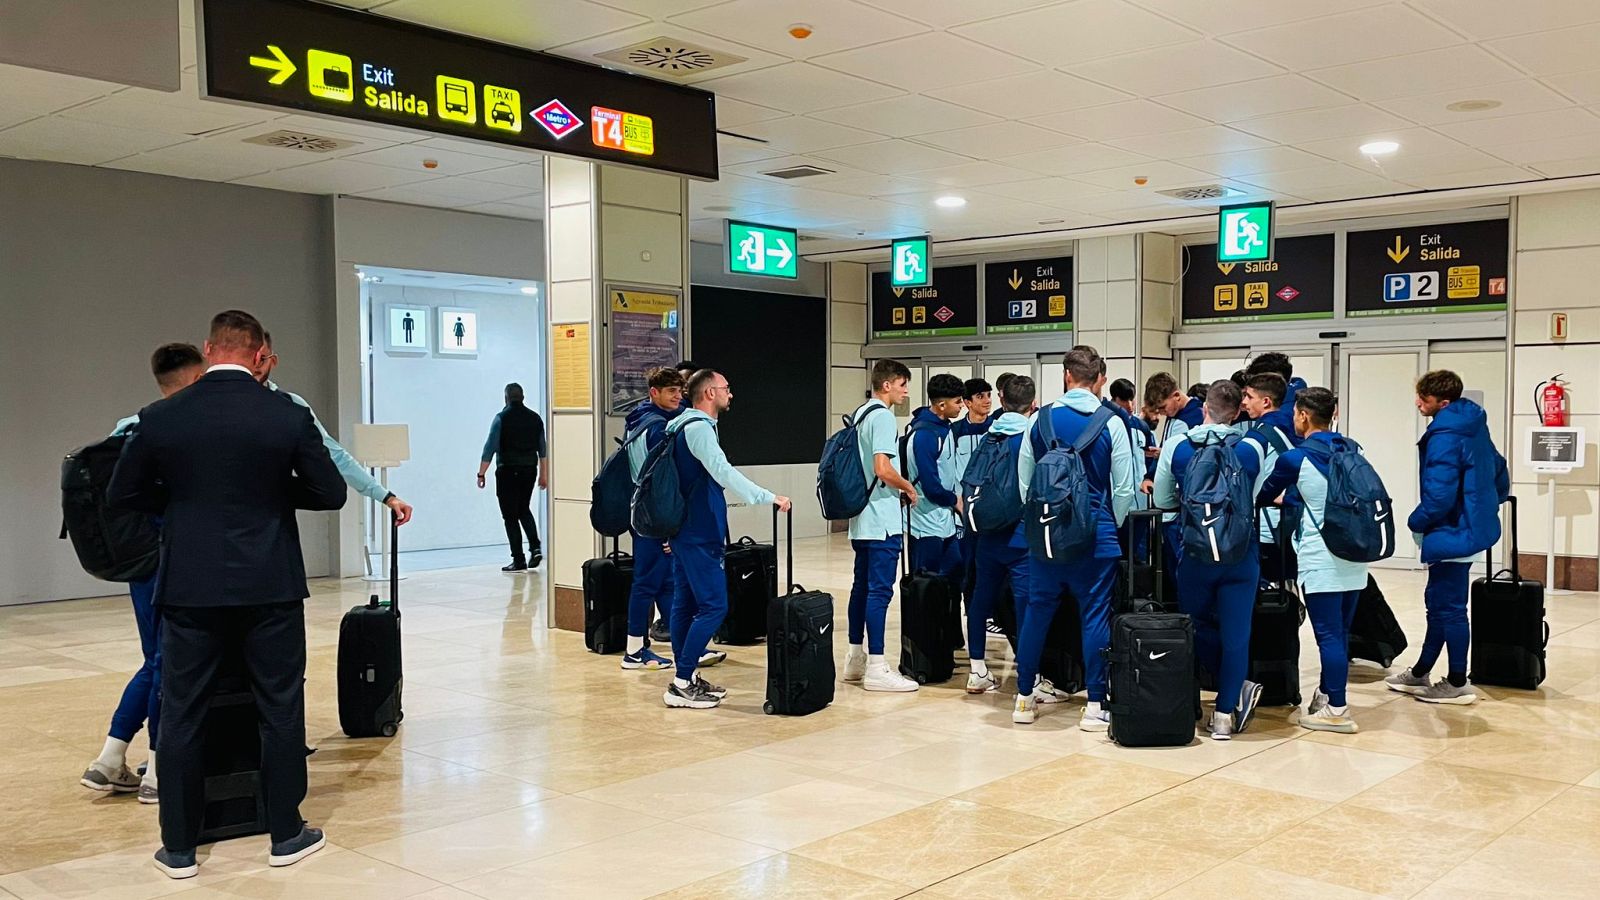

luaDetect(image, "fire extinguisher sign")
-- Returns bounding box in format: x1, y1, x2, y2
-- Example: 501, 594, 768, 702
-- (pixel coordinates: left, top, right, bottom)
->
1525, 425, 1586, 474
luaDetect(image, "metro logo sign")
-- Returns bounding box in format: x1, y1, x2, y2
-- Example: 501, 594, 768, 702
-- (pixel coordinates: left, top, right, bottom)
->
532, 99, 582, 138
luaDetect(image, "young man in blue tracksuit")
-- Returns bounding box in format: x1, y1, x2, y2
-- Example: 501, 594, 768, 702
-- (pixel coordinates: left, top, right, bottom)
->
1107, 377, 1154, 559
619, 367, 685, 671
1014, 346, 1136, 730
1241, 372, 1302, 585
1143, 371, 1204, 608
952, 378, 995, 629
905, 374, 965, 578
964, 376, 1035, 695
661, 369, 789, 709
1154, 380, 1264, 740
1256, 387, 1368, 734
1386, 370, 1509, 705
1246, 351, 1307, 412
845, 359, 922, 693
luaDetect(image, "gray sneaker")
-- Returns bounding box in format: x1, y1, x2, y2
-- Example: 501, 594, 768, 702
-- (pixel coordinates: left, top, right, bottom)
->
81, 762, 140, 793
694, 675, 728, 699
1415, 678, 1477, 705
664, 679, 721, 709
268, 826, 327, 868
153, 847, 197, 879
138, 781, 159, 805
1385, 669, 1431, 695
1234, 679, 1265, 733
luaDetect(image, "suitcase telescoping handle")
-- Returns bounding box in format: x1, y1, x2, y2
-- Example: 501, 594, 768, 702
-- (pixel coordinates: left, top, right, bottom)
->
389, 510, 400, 616
778, 503, 799, 594
1489, 495, 1520, 581
1124, 507, 1166, 607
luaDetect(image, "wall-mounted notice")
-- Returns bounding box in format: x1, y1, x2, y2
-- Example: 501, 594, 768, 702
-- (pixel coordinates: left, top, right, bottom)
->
608, 287, 681, 414
385, 303, 429, 352
437, 307, 478, 356
552, 322, 591, 410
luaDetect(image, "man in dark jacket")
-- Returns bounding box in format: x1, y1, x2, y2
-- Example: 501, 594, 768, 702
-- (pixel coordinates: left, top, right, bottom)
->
477, 383, 549, 571
108, 310, 345, 879
1387, 370, 1509, 706
619, 367, 684, 671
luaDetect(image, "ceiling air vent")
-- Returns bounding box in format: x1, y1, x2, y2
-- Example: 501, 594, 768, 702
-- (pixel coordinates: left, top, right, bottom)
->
760, 164, 836, 180
1157, 184, 1246, 201
242, 130, 360, 153
595, 38, 747, 76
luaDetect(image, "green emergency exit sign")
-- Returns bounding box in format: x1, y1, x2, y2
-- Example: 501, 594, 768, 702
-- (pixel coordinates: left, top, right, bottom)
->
1217, 201, 1275, 263
726, 220, 798, 279
890, 235, 932, 288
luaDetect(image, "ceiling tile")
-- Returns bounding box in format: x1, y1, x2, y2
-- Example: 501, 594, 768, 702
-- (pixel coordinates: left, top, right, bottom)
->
980, 176, 1115, 204
883, 189, 1061, 221
810, 32, 1035, 91
1000, 142, 1154, 176
461, 201, 541, 220
715, 96, 789, 129
714, 133, 789, 166
955, 0, 1198, 65
1293, 127, 1469, 167
58, 93, 266, 138
410, 136, 541, 162
914, 121, 1078, 157
1372, 79, 1576, 125
1028, 100, 1210, 141
1129, 0, 1391, 35
1306, 46, 1525, 102
1356, 148, 1525, 182
355, 186, 475, 209
1232, 104, 1411, 143
460, 163, 547, 190
546, 22, 789, 85
735, 115, 882, 155
909, 161, 1041, 187
1434, 108, 1600, 147
1177, 145, 1330, 177
1485, 24, 1600, 77
696, 62, 902, 114
1072, 161, 1217, 191
1294, 180, 1419, 202
1066, 41, 1283, 96
1528, 156, 1600, 178
811, 95, 1000, 138
1544, 70, 1600, 106
1484, 131, 1600, 166
667, 0, 928, 57
1107, 125, 1273, 158
720, 155, 875, 190
811, 139, 976, 173
1224, 6, 1462, 70
346, 144, 521, 175
855, 0, 1058, 29
101, 151, 270, 183
0, 63, 123, 116
1402, 165, 1541, 190
234, 159, 433, 193
1237, 163, 1395, 194
927, 70, 1133, 120
381, 175, 531, 204
1158, 75, 1354, 123
1412, 0, 1600, 41
377, 0, 649, 51
590, 0, 727, 17
0, 116, 190, 165
807, 173, 940, 196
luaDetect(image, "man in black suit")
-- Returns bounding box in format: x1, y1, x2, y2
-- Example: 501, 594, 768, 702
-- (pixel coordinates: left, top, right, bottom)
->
109, 310, 347, 879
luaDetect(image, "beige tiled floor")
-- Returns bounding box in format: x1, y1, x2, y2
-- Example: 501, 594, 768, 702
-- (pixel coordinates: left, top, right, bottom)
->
4, 534, 1599, 898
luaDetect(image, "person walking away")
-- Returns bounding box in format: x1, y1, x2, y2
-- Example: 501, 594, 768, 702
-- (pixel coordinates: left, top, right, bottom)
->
619, 368, 683, 671
963, 375, 1036, 694
1386, 370, 1509, 705
478, 383, 548, 571
904, 374, 965, 578
108, 310, 345, 878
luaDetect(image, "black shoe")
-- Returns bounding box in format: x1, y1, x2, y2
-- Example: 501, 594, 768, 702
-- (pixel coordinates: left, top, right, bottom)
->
269, 826, 327, 868
153, 847, 198, 879
502, 560, 528, 572
529, 551, 544, 568
650, 618, 671, 643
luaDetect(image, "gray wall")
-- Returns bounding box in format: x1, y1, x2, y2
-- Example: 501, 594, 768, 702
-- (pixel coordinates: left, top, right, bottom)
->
0, 158, 336, 605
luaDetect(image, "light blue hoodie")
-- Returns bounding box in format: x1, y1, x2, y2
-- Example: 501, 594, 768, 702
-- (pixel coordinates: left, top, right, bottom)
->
1017, 388, 1137, 527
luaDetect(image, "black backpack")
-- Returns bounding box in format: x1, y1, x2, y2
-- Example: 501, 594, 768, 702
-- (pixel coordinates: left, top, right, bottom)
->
60, 434, 159, 582
817, 404, 886, 521
590, 414, 661, 537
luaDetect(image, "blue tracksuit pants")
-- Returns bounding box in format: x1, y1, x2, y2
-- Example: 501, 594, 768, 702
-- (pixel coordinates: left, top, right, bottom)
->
848, 539, 900, 655
1178, 557, 1259, 714
911, 534, 962, 580
627, 530, 673, 640
1305, 589, 1361, 707
1020, 555, 1117, 702
109, 574, 162, 744
1415, 561, 1472, 677
969, 532, 1028, 660
668, 540, 727, 681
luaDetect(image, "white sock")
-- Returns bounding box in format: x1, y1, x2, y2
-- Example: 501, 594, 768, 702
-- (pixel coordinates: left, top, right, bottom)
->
96, 737, 129, 770
626, 634, 645, 655
1086, 700, 1103, 716
848, 643, 865, 657
145, 752, 157, 782
1329, 705, 1348, 716
867, 653, 886, 670
674, 677, 692, 690
971, 658, 989, 678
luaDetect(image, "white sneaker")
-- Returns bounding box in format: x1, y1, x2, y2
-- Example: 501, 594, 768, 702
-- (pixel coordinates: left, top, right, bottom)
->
1209, 710, 1234, 742
1033, 676, 1069, 704
842, 649, 868, 684
966, 670, 1000, 694
1079, 706, 1111, 733
1012, 693, 1038, 725
862, 663, 918, 693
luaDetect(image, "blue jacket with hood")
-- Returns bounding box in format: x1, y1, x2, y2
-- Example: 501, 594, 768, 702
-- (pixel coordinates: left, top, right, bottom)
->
1407, 398, 1509, 563
904, 406, 959, 538
624, 401, 682, 481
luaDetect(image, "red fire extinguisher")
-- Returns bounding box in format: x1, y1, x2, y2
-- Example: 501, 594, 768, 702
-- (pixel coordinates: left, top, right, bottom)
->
1537, 374, 1568, 427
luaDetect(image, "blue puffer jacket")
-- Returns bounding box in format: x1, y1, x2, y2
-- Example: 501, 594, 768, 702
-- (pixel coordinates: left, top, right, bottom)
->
1407, 398, 1509, 563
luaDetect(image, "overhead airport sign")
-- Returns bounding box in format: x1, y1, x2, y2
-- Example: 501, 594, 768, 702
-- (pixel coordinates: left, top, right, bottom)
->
1346, 219, 1508, 317
197, 0, 718, 179
889, 235, 932, 288
725, 220, 798, 279
1216, 201, 1275, 263
871, 265, 977, 340
1182, 234, 1334, 325
984, 256, 1073, 334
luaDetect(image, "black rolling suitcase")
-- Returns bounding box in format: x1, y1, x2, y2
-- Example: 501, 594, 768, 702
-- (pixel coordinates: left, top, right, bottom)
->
719, 513, 778, 645
197, 667, 268, 844
1249, 532, 1304, 707
1349, 575, 1408, 667
1107, 612, 1197, 747
338, 513, 404, 738
765, 507, 836, 716
1471, 496, 1548, 689
899, 510, 957, 684
583, 538, 632, 654
1119, 508, 1170, 615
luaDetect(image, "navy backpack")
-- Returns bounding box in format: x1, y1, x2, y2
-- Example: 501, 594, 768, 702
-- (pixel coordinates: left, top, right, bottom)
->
590, 414, 660, 537
1310, 435, 1395, 563
960, 432, 1023, 534
630, 420, 689, 539
1025, 405, 1116, 561
817, 404, 886, 521
1179, 432, 1255, 566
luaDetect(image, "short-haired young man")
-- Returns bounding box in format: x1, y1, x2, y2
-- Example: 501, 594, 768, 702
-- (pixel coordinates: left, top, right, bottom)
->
619, 367, 685, 671
951, 377, 996, 636
661, 369, 790, 709
844, 359, 921, 692
82, 344, 206, 802
1143, 371, 1204, 606
1246, 351, 1306, 410
1153, 380, 1265, 740
1241, 372, 1301, 584
1256, 387, 1367, 733
905, 374, 965, 578
1014, 346, 1137, 729
1386, 370, 1508, 705
965, 375, 1036, 694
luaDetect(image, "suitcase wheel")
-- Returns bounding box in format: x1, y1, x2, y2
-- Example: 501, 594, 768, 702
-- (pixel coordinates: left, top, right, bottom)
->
380, 722, 397, 737
916, 673, 928, 685
763, 700, 775, 715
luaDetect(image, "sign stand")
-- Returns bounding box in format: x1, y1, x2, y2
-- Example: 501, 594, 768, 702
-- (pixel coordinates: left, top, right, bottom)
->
354, 424, 412, 592
1525, 425, 1586, 596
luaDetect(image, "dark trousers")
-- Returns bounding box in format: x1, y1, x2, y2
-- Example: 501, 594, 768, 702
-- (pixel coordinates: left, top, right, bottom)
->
159, 602, 307, 850
495, 465, 541, 561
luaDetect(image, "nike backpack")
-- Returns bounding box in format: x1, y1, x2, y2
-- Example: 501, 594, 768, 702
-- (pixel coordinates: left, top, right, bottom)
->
1311, 435, 1396, 563
590, 414, 660, 537
1024, 406, 1116, 561
60, 434, 159, 582
959, 432, 1023, 534
630, 421, 688, 540
1179, 433, 1255, 566
817, 404, 885, 520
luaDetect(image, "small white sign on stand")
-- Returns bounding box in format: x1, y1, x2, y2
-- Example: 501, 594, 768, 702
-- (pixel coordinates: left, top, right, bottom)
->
354, 424, 411, 587
1524, 425, 1586, 595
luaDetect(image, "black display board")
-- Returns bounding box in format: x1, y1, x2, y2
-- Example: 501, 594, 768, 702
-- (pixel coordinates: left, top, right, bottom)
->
687, 286, 826, 466
1346, 219, 1508, 317
198, 0, 719, 179
1181, 235, 1335, 325
984, 256, 1073, 334
871, 265, 978, 339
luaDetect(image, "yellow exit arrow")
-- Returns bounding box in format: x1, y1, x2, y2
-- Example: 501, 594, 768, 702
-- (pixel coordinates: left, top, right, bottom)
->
1387, 235, 1410, 263
1008, 269, 1023, 290
1217, 262, 1235, 275
892, 287, 904, 299
249, 44, 297, 86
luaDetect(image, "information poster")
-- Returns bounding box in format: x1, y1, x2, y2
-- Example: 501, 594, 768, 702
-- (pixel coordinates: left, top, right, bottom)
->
984, 256, 1073, 334
385, 303, 429, 352
870, 265, 977, 339
437, 307, 478, 356
1181, 234, 1335, 325
1346, 219, 1508, 317
551, 322, 591, 410
608, 288, 680, 413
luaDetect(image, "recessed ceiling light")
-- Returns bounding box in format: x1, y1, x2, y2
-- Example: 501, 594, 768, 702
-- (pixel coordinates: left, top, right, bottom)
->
1446, 99, 1502, 113
519, 286, 539, 296
935, 195, 966, 208
1359, 140, 1400, 156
